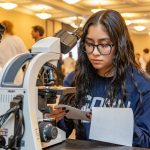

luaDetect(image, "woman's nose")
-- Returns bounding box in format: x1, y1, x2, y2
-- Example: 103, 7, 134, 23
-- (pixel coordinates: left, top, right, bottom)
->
92, 46, 101, 55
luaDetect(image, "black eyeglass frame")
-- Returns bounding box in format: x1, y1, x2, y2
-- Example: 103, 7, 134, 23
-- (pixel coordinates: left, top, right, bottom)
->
84, 41, 114, 55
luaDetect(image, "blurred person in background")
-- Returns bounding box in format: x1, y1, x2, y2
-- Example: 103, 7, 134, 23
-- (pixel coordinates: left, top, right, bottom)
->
0, 23, 5, 42
63, 52, 76, 77
146, 60, 150, 76
31, 25, 44, 42
139, 48, 150, 71
0, 20, 28, 69
135, 53, 141, 67
0, 20, 28, 84
56, 53, 65, 85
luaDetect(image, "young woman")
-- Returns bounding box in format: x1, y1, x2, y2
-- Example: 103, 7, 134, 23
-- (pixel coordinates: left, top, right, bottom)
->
49, 9, 150, 148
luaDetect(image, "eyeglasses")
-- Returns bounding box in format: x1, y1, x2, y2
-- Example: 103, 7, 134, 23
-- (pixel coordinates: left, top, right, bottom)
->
84, 41, 114, 55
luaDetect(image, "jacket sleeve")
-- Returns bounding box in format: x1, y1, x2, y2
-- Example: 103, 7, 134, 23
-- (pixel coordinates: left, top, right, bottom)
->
133, 90, 150, 148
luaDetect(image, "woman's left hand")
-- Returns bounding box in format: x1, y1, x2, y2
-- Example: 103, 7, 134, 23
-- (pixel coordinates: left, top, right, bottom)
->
86, 111, 92, 120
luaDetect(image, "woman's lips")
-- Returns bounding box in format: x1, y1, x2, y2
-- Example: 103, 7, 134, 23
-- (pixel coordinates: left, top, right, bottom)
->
91, 59, 103, 64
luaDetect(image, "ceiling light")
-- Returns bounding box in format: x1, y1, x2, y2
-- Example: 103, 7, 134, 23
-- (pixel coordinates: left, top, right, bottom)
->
85, 0, 113, 5
121, 13, 138, 18
0, 2, 17, 10
132, 19, 148, 24
35, 13, 51, 20
133, 25, 146, 31
91, 8, 104, 13
63, 0, 80, 4
27, 4, 52, 11
125, 20, 132, 26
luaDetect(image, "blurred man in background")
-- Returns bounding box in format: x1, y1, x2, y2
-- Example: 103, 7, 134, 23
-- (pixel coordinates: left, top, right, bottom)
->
31, 25, 44, 42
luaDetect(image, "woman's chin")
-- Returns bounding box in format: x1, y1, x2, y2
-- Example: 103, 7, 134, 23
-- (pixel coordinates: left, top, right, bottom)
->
92, 64, 103, 70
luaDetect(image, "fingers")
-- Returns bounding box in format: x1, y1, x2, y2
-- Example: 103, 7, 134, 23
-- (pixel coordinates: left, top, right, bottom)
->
55, 112, 66, 122
45, 107, 66, 122
86, 112, 92, 119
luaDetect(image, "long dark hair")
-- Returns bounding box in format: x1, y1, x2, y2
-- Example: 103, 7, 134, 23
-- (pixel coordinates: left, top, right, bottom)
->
60, 10, 143, 108
72, 9, 142, 108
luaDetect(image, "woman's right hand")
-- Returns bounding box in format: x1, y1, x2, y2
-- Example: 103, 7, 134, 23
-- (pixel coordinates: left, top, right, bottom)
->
45, 107, 66, 123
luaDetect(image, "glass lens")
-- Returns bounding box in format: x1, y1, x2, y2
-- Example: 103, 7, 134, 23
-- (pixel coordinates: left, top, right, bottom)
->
98, 44, 111, 55
84, 42, 94, 54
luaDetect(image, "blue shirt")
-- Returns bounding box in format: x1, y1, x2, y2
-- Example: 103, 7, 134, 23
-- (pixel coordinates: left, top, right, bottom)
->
58, 69, 150, 148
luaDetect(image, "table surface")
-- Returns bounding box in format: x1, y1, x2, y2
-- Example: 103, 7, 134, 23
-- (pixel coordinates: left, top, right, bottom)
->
44, 139, 149, 150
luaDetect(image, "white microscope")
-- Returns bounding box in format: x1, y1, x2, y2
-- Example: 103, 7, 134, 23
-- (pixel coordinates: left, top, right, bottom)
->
0, 28, 82, 150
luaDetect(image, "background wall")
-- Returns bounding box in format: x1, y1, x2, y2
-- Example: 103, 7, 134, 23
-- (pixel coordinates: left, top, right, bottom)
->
0, 9, 62, 49
0, 8, 150, 56
130, 33, 150, 54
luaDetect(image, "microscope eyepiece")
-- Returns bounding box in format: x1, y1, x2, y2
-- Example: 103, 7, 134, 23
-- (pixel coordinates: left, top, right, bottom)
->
54, 28, 82, 54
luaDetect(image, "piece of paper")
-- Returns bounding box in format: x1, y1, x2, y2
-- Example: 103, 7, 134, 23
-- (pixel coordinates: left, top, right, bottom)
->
89, 108, 133, 146
56, 104, 90, 121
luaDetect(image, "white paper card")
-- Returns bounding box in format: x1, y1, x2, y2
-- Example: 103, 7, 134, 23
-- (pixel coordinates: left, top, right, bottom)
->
89, 108, 133, 146
56, 104, 90, 121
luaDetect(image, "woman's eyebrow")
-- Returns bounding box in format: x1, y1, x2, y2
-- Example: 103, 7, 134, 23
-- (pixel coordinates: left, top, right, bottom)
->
85, 37, 94, 42
86, 37, 110, 41
98, 38, 111, 42
85, 37, 111, 43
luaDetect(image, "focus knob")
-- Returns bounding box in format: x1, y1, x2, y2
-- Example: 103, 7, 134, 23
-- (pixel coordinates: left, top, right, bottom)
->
39, 122, 58, 142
